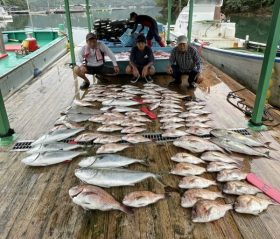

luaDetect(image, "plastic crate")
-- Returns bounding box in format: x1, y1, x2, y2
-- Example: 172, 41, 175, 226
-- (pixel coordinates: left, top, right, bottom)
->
119, 30, 134, 47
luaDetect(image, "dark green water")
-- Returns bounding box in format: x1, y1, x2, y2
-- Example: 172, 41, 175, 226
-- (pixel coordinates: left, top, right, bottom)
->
3, 9, 272, 44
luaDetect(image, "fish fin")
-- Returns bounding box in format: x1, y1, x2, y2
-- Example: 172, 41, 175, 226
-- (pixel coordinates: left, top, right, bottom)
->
264, 142, 277, 151
264, 151, 278, 161
121, 205, 134, 214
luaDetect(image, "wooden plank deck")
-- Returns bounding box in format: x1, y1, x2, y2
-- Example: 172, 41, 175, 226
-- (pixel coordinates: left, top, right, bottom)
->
1, 54, 280, 239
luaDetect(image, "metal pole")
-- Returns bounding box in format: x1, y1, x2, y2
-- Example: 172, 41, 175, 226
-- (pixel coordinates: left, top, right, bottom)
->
85, 0, 91, 32
166, 0, 172, 42
0, 90, 13, 138
187, 0, 194, 43
64, 0, 76, 65
249, 0, 280, 127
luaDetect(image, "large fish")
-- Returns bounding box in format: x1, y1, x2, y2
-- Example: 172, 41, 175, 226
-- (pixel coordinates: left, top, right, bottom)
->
78, 154, 147, 168
181, 189, 223, 208
179, 176, 217, 189
27, 142, 83, 154
102, 99, 140, 107
96, 143, 130, 154
201, 151, 241, 164
234, 195, 278, 215
210, 129, 271, 148
122, 191, 168, 207
207, 162, 239, 172
223, 181, 262, 195
31, 128, 84, 146
217, 169, 248, 182
170, 163, 206, 176
75, 168, 162, 187
22, 151, 85, 166
171, 152, 205, 164
210, 137, 270, 158
173, 136, 224, 153
122, 134, 151, 144
69, 185, 132, 213
192, 200, 232, 223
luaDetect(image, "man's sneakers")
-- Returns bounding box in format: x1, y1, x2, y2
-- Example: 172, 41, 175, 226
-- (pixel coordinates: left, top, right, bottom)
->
131, 75, 140, 83
144, 76, 153, 83
80, 81, 90, 90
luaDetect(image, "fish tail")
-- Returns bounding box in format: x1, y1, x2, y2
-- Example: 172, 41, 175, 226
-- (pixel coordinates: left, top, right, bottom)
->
121, 205, 134, 214
139, 159, 150, 167
154, 174, 166, 187
164, 192, 172, 199
264, 142, 277, 151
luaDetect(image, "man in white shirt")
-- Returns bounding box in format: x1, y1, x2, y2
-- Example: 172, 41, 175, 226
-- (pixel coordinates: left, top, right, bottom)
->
74, 33, 120, 90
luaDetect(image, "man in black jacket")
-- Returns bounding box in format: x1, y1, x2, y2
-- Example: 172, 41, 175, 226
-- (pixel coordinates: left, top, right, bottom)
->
130, 12, 165, 47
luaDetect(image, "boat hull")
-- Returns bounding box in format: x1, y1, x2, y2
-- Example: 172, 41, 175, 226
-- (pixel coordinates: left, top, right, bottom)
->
194, 43, 280, 108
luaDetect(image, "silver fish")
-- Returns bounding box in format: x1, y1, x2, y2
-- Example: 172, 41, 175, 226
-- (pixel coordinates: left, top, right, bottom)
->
73, 99, 94, 107
27, 142, 82, 154
112, 106, 139, 113
207, 162, 239, 172
223, 181, 262, 195
210, 137, 270, 158
158, 113, 178, 118
96, 143, 130, 154
234, 195, 278, 215
75, 168, 162, 187
210, 129, 271, 148
130, 116, 152, 123
171, 152, 205, 164
189, 109, 211, 115
123, 191, 168, 207
122, 134, 151, 144
88, 115, 108, 123
66, 113, 92, 123
185, 122, 212, 128
186, 105, 205, 111
102, 99, 140, 107
185, 101, 206, 107
160, 117, 185, 123
185, 116, 211, 123
181, 189, 223, 208
120, 121, 146, 127
160, 123, 185, 130
160, 108, 183, 113
78, 154, 146, 168
160, 103, 183, 110
149, 102, 161, 111
217, 169, 248, 182
74, 133, 102, 143
125, 111, 146, 117
22, 151, 84, 166
65, 105, 101, 115
170, 163, 206, 176
143, 99, 161, 104
201, 151, 241, 164
162, 129, 189, 138
174, 136, 224, 153
192, 200, 232, 223
178, 112, 200, 118
31, 128, 84, 146
69, 185, 132, 213
97, 125, 123, 132
121, 127, 146, 134
93, 135, 122, 144
185, 127, 211, 136
179, 176, 217, 189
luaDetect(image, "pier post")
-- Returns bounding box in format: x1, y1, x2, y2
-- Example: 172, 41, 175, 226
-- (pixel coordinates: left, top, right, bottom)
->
166, 0, 172, 43
187, 0, 194, 43
249, 0, 280, 130
64, 0, 76, 66
0, 90, 14, 145
85, 0, 92, 32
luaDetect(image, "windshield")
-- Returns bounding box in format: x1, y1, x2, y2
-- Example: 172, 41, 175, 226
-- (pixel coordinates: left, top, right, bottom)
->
194, 0, 223, 6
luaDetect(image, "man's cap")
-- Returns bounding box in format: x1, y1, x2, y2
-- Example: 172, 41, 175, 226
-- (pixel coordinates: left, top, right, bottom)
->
177, 35, 188, 44
86, 33, 97, 41
136, 34, 146, 43
130, 12, 137, 19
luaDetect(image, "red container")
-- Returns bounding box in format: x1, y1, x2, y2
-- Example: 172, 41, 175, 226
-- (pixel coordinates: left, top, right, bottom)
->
27, 38, 39, 52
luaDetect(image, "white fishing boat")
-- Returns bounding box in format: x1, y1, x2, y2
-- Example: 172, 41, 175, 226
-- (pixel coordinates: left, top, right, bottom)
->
171, 0, 280, 108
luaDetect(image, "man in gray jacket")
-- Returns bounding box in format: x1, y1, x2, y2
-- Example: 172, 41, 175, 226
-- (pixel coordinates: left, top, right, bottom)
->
74, 33, 120, 90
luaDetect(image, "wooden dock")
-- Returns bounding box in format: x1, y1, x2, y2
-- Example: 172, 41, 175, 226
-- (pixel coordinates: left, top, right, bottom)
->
1, 53, 280, 239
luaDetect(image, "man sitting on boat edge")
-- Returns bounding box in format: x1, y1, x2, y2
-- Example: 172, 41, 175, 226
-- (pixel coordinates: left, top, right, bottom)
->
129, 12, 165, 47
126, 34, 155, 83
167, 35, 203, 89
74, 33, 120, 90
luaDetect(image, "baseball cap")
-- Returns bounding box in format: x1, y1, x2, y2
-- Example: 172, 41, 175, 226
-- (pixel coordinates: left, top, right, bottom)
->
136, 34, 146, 43
86, 33, 97, 41
177, 35, 188, 44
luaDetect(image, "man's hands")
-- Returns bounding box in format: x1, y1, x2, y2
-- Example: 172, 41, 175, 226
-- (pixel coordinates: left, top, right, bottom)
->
167, 66, 173, 74
132, 66, 140, 77
142, 66, 149, 77
80, 65, 87, 74
114, 66, 120, 74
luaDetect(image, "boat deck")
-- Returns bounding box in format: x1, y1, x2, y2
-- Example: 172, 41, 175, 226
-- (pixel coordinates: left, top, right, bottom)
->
1, 54, 280, 239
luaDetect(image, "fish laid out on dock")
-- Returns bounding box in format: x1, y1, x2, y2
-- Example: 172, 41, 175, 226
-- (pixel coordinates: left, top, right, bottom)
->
73, 98, 94, 107
206, 162, 240, 172
66, 113, 92, 123
74, 132, 103, 142
217, 169, 248, 182
96, 125, 123, 132
171, 152, 205, 164
121, 127, 146, 134
192, 200, 232, 223
31, 128, 84, 146
122, 134, 151, 144
27, 142, 83, 154
122, 191, 168, 208
75, 168, 162, 188
93, 135, 122, 144
201, 151, 241, 164
102, 99, 141, 107
78, 154, 147, 168
22, 151, 85, 166
234, 195, 278, 215
162, 129, 189, 138
69, 185, 133, 213
170, 162, 206, 176
181, 189, 224, 208
223, 181, 262, 195
179, 176, 217, 189
96, 143, 130, 154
